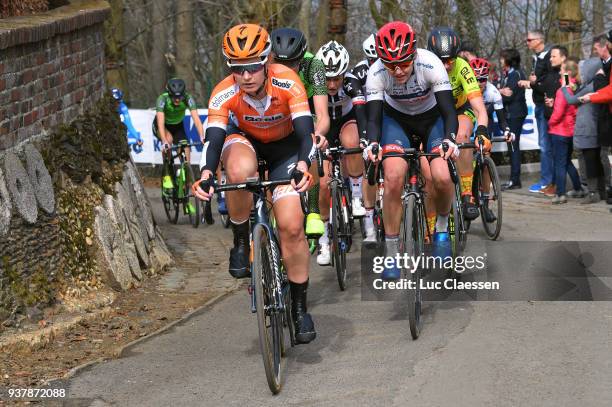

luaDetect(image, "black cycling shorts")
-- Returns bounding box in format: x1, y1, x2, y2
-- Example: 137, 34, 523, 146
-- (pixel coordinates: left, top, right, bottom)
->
222, 124, 316, 183
327, 109, 357, 147
152, 117, 188, 144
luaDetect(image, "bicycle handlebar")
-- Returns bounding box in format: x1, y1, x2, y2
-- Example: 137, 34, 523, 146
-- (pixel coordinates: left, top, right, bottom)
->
366, 144, 379, 186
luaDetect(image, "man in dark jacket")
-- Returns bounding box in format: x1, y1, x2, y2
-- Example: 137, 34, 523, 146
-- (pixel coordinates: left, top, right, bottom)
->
518, 30, 555, 194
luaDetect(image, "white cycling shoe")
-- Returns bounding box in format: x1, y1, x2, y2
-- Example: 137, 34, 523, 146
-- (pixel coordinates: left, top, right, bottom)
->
352, 197, 366, 218
317, 244, 331, 266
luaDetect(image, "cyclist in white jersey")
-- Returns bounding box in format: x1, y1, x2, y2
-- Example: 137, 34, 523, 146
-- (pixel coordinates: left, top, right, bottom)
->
363, 22, 459, 280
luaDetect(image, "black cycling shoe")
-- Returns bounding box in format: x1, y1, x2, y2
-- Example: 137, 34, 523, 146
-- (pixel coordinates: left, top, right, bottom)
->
482, 202, 497, 223
229, 246, 250, 279
462, 195, 480, 221
291, 280, 316, 344
229, 221, 250, 279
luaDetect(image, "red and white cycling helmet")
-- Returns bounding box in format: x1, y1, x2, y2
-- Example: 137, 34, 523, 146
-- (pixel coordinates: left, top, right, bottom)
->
375, 21, 417, 63
469, 58, 491, 80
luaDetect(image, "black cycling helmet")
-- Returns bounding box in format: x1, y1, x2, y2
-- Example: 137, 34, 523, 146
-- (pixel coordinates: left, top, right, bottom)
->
166, 78, 186, 98
270, 27, 307, 62
427, 27, 461, 60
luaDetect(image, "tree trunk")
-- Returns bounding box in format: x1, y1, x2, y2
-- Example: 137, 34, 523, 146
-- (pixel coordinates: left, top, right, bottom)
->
151, 0, 168, 95
328, 0, 347, 43
315, 0, 329, 49
299, 0, 312, 43
176, 0, 196, 96
551, 0, 583, 57
104, 0, 128, 95
592, 0, 604, 38
455, 0, 480, 51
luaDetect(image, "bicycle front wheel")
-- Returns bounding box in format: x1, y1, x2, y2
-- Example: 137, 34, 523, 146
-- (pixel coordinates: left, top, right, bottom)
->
479, 156, 503, 240
399, 194, 425, 340
162, 172, 179, 224
331, 185, 348, 291
252, 224, 285, 394
184, 164, 201, 228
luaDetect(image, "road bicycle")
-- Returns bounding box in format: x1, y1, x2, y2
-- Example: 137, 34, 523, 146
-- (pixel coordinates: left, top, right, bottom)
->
194, 162, 305, 394
161, 141, 201, 227
318, 145, 363, 291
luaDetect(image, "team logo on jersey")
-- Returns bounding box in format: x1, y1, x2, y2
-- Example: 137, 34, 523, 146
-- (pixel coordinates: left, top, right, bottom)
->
460, 67, 472, 80
210, 85, 236, 109
416, 62, 434, 70
243, 113, 284, 122
271, 77, 294, 90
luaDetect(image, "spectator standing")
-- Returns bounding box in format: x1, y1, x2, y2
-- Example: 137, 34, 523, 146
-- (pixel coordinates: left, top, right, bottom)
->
548, 59, 581, 204
560, 57, 604, 204
518, 30, 555, 194
499, 48, 527, 190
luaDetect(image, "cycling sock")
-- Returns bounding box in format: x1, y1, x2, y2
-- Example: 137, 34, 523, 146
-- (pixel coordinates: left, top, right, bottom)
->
385, 235, 399, 255
230, 219, 249, 249
319, 221, 330, 245
350, 176, 363, 198
364, 208, 374, 229
426, 212, 437, 236
460, 175, 473, 195
435, 214, 449, 232
308, 184, 320, 214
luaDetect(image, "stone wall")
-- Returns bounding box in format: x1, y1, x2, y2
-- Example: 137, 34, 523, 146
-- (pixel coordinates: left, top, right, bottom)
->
0, 0, 109, 150
0, 1, 174, 327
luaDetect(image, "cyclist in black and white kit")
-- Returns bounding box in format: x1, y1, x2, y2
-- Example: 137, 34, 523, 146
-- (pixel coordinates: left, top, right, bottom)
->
314, 40, 371, 265
363, 21, 459, 280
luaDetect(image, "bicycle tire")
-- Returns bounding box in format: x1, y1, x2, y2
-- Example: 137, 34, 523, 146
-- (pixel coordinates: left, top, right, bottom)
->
162, 169, 179, 224
399, 195, 425, 340
252, 224, 284, 394
202, 200, 214, 225
185, 164, 201, 228
480, 156, 503, 240
331, 184, 348, 291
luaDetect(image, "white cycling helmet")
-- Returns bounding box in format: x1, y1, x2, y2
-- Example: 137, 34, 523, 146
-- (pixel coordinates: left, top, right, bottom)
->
362, 34, 377, 59
316, 40, 350, 78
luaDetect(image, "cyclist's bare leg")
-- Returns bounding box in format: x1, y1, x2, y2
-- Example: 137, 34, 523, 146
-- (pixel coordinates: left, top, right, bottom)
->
420, 156, 437, 235
429, 157, 453, 216
273, 193, 309, 283
382, 157, 408, 235
456, 115, 475, 190
318, 160, 332, 221
339, 123, 364, 177
221, 143, 257, 223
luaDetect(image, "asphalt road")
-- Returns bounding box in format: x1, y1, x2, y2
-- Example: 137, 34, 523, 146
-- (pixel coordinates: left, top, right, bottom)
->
65, 189, 612, 407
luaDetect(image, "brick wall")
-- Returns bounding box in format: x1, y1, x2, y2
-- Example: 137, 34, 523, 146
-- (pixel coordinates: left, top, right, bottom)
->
0, 0, 110, 150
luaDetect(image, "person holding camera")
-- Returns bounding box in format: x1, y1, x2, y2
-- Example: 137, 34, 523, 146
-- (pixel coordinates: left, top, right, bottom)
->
547, 59, 582, 204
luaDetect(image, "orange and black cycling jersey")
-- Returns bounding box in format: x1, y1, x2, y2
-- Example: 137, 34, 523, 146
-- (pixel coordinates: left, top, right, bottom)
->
201, 64, 315, 173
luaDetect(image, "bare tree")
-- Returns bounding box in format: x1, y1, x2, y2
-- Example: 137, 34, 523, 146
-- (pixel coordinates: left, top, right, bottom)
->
104, 0, 128, 93
150, 0, 168, 97
176, 0, 196, 95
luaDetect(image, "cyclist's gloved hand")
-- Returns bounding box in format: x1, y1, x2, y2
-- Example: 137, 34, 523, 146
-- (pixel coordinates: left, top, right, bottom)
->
193, 170, 215, 201
474, 125, 492, 152
314, 133, 328, 150
363, 142, 381, 163
359, 138, 369, 149
292, 161, 313, 193
503, 127, 516, 143
440, 139, 460, 160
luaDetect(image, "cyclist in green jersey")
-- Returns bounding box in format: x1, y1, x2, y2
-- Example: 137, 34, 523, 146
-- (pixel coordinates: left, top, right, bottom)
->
154, 78, 204, 192
270, 28, 330, 238
428, 27, 490, 223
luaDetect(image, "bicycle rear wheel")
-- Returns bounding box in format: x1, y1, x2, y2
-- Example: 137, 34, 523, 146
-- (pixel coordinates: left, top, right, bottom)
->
399, 195, 425, 340
331, 184, 348, 291
184, 164, 201, 228
479, 156, 503, 240
252, 224, 284, 394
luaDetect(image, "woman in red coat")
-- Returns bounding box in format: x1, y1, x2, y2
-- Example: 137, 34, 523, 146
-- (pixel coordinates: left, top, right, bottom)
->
548, 59, 583, 204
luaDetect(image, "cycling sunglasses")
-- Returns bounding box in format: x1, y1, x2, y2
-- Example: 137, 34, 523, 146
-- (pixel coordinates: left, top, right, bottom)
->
382, 56, 414, 71
228, 62, 266, 75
